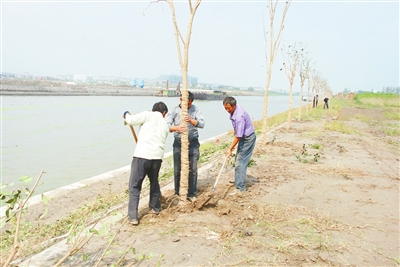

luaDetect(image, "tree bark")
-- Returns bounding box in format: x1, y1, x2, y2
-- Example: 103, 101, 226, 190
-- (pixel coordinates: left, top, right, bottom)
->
261, 0, 291, 142
167, 0, 201, 199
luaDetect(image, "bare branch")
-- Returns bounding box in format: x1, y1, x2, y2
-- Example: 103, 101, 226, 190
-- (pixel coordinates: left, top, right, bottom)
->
168, 1, 184, 67
2, 170, 45, 267
261, 0, 292, 142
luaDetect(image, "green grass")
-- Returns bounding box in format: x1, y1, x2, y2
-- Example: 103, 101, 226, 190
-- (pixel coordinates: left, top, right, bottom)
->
354, 93, 400, 107
301, 127, 324, 138
382, 125, 400, 136
198, 141, 230, 164
309, 143, 323, 149
324, 120, 359, 134
384, 109, 400, 120
1, 191, 127, 258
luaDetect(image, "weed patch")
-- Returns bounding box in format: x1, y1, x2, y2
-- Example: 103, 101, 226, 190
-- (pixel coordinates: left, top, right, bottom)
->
324, 121, 358, 134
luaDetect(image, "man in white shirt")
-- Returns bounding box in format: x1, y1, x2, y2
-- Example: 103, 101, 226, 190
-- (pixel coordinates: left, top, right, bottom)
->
123, 102, 185, 225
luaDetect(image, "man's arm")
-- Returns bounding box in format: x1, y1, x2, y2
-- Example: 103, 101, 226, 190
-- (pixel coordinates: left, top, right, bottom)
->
184, 107, 205, 128
167, 108, 187, 133
226, 136, 240, 157
170, 125, 186, 133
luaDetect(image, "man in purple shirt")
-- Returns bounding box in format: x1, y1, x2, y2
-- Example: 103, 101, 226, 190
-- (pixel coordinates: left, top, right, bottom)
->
223, 96, 256, 193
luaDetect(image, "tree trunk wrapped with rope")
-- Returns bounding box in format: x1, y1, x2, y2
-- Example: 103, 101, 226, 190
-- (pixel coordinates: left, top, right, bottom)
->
167, 0, 201, 201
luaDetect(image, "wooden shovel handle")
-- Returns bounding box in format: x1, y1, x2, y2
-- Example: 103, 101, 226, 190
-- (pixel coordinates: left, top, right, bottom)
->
129, 125, 138, 143
212, 156, 228, 192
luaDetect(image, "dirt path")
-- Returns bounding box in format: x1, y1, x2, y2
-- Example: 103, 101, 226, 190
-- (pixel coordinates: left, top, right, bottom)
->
12, 106, 400, 266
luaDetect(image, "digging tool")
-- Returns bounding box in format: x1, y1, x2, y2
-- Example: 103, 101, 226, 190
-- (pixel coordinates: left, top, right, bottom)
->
212, 156, 228, 193
124, 121, 138, 143
195, 156, 229, 209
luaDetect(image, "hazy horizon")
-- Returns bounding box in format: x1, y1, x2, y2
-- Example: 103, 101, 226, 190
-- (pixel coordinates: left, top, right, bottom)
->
2, 1, 399, 93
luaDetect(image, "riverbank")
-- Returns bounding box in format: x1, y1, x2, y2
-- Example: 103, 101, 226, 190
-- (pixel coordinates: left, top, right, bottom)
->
1, 79, 161, 96
0, 79, 261, 97
3, 98, 400, 266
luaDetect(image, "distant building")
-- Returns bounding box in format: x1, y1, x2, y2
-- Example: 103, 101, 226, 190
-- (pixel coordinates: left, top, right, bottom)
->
157, 74, 198, 86
74, 74, 92, 83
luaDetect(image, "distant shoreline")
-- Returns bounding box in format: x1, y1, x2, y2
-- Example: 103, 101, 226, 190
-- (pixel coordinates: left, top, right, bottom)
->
0, 90, 159, 97
0, 80, 263, 97
1, 83, 160, 97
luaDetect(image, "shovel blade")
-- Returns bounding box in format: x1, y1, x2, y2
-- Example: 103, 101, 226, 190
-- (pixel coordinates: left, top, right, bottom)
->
195, 193, 214, 209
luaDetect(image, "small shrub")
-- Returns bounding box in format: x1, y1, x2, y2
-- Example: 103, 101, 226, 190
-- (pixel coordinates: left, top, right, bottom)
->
295, 144, 321, 163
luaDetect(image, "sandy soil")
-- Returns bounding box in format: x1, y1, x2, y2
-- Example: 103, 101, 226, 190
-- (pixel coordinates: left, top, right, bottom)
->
10, 106, 400, 266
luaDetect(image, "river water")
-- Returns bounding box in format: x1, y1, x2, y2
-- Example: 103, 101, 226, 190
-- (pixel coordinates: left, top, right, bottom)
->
1, 95, 298, 195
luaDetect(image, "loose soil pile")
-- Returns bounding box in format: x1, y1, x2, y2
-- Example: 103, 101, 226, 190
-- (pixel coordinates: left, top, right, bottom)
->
11, 106, 400, 266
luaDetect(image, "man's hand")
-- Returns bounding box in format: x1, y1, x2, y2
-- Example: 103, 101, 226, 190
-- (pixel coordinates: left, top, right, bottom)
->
123, 111, 131, 125
123, 111, 130, 119
176, 125, 187, 133
225, 149, 233, 158
184, 114, 197, 126
183, 114, 192, 122
170, 125, 187, 133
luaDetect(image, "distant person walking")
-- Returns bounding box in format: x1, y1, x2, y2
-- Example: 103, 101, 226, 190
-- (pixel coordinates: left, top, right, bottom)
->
323, 97, 329, 109
123, 102, 171, 226
315, 95, 319, 108
166, 91, 205, 202
222, 96, 256, 194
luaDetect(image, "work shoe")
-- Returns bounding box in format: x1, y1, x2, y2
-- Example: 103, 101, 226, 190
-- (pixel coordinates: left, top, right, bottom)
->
228, 179, 235, 184
229, 189, 245, 196
187, 196, 197, 202
128, 219, 139, 226
150, 209, 160, 215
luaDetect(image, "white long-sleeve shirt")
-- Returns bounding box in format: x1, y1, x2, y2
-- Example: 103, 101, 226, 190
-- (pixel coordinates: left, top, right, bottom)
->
125, 110, 169, 160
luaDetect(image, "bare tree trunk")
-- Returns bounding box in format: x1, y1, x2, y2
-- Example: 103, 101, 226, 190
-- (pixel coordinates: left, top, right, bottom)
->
260, 0, 291, 143
287, 80, 294, 129
298, 55, 311, 120
306, 77, 311, 116
167, 0, 201, 200
261, 66, 272, 142
282, 42, 302, 130
180, 77, 189, 197
298, 82, 303, 121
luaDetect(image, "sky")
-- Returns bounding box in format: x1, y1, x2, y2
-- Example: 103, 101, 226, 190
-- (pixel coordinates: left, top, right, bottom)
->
1, 0, 399, 93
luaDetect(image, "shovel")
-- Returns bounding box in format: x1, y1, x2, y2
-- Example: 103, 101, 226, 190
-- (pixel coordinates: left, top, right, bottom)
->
212, 156, 228, 193
196, 156, 229, 209
124, 121, 138, 143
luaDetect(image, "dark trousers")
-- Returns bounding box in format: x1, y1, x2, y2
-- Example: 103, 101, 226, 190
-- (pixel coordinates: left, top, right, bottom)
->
128, 157, 162, 221
173, 139, 200, 197
324, 102, 329, 109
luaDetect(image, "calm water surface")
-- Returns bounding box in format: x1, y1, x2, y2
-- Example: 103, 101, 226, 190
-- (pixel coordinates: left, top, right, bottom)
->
1, 95, 298, 195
